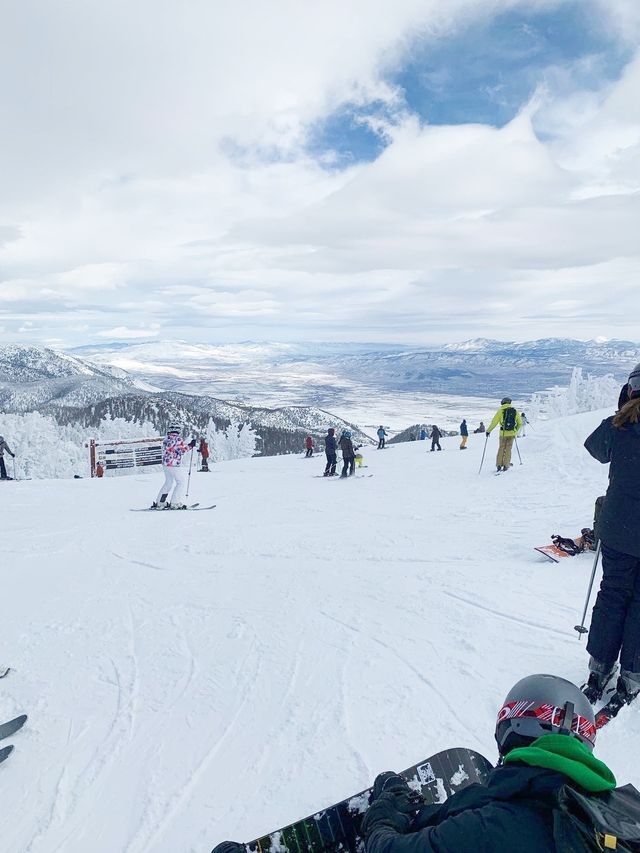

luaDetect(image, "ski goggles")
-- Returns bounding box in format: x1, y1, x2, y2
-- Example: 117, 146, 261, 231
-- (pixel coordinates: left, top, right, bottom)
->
497, 700, 596, 747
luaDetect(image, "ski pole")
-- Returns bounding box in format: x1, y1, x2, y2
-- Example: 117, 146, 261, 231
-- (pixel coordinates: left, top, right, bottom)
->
514, 437, 523, 465
574, 540, 602, 639
186, 448, 194, 498
13, 456, 17, 480
478, 435, 489, 475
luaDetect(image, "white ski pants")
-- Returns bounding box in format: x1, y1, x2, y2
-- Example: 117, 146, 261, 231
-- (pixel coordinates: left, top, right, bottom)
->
156, 465, 187, 506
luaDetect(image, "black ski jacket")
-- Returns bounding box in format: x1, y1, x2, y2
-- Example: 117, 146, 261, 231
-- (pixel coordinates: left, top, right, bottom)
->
365, 763, 565, 853
585, 417, 640, 559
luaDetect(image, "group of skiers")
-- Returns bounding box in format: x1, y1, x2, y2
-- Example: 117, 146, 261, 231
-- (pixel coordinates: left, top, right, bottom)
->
213, 363, 640, 852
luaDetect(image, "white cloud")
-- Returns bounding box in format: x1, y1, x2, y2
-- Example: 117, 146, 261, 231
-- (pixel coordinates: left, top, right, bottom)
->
0, 0, 639, 345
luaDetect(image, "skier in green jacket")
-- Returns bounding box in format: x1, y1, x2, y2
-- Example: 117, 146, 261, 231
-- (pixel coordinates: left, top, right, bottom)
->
486, 398, 522, 471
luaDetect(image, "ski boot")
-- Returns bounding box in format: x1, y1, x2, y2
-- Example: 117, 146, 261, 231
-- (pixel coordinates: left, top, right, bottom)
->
595, 675, 639, 728
582, 668, 616, 704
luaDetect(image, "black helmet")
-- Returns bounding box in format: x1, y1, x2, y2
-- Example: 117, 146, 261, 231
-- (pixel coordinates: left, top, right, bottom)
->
501, 397, 512, 405
628, 363, 640, 399
495, 674, 596, 756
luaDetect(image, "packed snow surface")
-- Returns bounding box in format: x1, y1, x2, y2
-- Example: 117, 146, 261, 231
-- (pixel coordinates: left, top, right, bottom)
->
2, 409, 638, 852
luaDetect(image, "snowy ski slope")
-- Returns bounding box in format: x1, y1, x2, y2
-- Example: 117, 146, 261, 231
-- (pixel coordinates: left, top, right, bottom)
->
1, 409, 638, 852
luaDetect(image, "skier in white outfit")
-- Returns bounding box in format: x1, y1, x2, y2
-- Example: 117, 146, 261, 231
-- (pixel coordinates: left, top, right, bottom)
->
152, 424, 196, 509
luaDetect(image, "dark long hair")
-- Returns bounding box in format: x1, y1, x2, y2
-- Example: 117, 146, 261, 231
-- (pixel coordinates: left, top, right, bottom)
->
613, 397, 640, 428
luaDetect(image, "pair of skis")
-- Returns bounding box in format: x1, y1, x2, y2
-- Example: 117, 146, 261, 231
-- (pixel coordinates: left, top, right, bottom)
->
0, 714, 28, 766
131, 503, 216, 512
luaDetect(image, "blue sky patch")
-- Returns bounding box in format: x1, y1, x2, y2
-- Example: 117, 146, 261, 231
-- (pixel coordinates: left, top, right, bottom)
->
308, 2, 631, 166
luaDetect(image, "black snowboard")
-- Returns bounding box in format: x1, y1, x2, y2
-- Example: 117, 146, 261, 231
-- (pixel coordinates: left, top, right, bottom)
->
217, 747, 492, 853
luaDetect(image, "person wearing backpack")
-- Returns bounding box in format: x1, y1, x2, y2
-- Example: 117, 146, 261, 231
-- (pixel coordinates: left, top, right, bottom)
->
362, 673, 640, 853
486, 398, 522, 471
582, 363, 640, 716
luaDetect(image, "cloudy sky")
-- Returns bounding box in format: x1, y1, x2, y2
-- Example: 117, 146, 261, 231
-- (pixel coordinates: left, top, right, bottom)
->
1, 0, 639, 347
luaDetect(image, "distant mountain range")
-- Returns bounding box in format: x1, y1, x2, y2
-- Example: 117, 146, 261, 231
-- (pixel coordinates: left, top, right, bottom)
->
0, 345, 370, 455
70, 337, 640, 405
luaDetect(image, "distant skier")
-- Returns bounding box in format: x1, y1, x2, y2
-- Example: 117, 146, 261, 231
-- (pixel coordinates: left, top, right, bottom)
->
520, 411, 529, 436
377, 426, 387, 449
304, 434, 314, 458
486, 398, 522, 471
151, 424, 196, 509
419, 428, 427, 441
324, 428, 337, 477
361, 674, 624, 853
198, 437, 210, 472
582, 363, 640, 717
0, 435, 15, 480
339, 430, 356, 478
474, 421, 486, 434
430, 425, 442, 451
459, 419, 468, 450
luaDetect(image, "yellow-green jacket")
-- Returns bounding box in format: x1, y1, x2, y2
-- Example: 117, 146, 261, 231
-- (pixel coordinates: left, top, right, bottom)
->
487, 404, 522, 438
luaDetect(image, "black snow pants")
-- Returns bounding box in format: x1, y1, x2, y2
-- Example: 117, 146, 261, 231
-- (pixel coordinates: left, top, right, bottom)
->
305, 448, 313, 458
587, 543, 640, 677
377, 437, 385, 449
324, 451, 337, 475
0, 457, 7, 479
341, 455, 355, 477
431, 437, 441, 451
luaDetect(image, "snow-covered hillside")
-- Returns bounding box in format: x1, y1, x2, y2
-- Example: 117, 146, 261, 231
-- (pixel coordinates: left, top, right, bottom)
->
1, 409, 638, 853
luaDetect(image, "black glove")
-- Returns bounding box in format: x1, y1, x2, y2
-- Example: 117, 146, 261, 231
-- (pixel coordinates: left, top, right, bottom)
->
362, 772, 417, 838
211, 843, 244, 853
362, 792, 414, 837
189, 439, 197, 448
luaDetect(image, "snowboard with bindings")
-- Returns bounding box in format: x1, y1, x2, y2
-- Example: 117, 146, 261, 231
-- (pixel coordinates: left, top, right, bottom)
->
535, 530, 596, 563
212, 747, 492, 853
131, 503, 216, 512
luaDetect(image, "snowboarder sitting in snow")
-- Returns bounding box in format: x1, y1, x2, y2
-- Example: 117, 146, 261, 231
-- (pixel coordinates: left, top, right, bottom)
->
486, 398, 522, 471
474, 421, 485, 434
324, 428, 337, 476
0, 434, 15, 480
377, 426, 387, 449
430, 425, 442, 451
362, 674, 639, 853
339, 430, 356, 478
582, 362, 640, 717
151, 424, 196, 509
304, 434, 314, 458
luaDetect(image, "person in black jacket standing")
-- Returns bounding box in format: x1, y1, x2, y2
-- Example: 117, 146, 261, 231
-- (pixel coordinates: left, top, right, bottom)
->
582, 362, 640, 712
323, 428, 337, 477
459, 419, 468, 450
339, 430, 356, 478
430, 425, 442, 452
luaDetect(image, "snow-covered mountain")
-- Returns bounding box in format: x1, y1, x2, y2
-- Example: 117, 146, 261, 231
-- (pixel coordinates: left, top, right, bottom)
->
70, 337, 640, 404
0, 344, 155, 410
0, 345, 371, 459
